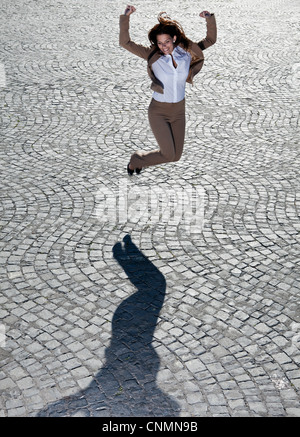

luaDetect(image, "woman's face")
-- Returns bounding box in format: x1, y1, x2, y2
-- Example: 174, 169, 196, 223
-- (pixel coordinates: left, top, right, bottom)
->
156, 34, 177, 55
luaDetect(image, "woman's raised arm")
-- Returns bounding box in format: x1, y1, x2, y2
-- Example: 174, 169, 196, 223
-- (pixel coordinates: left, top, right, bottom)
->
198, 10, 217, 50
119, 5, 151, 59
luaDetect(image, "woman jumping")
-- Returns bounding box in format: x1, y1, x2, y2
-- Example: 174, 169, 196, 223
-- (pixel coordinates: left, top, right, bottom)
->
119, 5, 217, 175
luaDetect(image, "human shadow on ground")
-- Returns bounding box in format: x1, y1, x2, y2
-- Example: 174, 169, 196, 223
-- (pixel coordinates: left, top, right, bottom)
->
37, 234, 180, 416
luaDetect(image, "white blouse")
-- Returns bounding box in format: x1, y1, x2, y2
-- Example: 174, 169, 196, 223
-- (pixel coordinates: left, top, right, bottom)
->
151, 46, 191, 103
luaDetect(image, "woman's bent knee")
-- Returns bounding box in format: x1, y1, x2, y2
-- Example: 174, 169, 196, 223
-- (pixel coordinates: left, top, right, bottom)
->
173, 152, 183, 162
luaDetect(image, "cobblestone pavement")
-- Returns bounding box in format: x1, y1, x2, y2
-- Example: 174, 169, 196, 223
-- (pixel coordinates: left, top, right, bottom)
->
0, 0, 299, 417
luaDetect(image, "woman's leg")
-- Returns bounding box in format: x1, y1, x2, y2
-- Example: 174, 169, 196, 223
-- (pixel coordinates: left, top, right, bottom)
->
169, 102, 186, 162
129, 99, 185, 169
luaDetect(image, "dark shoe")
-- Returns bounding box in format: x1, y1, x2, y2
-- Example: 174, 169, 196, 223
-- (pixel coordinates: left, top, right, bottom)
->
135, 168, 142, 175
127, 163, 134, 176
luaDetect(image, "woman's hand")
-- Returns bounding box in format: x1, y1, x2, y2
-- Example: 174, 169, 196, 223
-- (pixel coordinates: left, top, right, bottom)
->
199, 11, 212, 18
124, 5, 136, 16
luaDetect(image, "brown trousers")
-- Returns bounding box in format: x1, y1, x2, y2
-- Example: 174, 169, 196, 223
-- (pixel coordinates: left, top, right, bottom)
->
130, 98, 186, 169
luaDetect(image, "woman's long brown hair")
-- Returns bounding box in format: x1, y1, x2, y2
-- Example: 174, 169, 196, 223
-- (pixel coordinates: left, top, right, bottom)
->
148, 12, 190, 51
